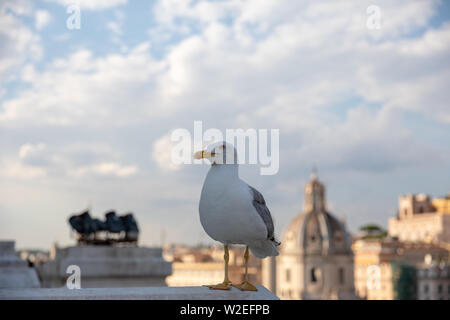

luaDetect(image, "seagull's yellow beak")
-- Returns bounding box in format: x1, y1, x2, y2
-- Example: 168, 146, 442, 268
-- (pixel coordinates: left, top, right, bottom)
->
194, 150, 213, 159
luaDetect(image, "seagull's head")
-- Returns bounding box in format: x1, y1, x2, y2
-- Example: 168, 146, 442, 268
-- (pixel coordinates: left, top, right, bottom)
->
194, 141, 238, 166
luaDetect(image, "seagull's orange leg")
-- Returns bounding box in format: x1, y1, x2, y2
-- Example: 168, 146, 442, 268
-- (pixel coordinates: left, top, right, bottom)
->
233, 246, 257, 291
204, 244, 232, 290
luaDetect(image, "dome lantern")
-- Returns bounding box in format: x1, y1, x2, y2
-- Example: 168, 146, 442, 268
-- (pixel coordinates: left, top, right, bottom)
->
303, 170, 326, 212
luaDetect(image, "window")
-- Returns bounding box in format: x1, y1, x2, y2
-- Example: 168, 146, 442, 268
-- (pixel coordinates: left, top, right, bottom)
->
424, 284, 429, 293
285, 269, 291, 282
339, 267, 345, 285
448, 284, 450, 294
311, 267, 318, 283
438, 284, 443, 294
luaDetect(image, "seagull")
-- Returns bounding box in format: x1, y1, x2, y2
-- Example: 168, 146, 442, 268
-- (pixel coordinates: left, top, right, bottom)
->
194, 141, 280, 291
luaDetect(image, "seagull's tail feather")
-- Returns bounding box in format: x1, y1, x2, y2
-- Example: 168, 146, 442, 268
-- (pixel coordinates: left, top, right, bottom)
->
249, 239, 280, 259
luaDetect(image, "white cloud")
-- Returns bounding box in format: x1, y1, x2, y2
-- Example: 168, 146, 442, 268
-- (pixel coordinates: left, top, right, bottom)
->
0, 43, 166, 126
1, 0, 448, 177
35, 9, 51, 30
48, 0, 127, 10
3, 0, 448, 128
1, 142, 48, 179
19, 142, 46, 160
70, 162, 138, 177
0, 0, 42, 84
107, 21, 122, 36
1, 0, 32, 15
0, 161, 47, 179
153, 133, 182, 171
1, 142, 138, 180
106, 10, 126, 47
294, 107, 443, 171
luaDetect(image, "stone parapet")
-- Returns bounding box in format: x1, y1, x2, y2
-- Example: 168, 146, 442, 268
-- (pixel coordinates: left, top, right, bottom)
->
0, 285, 279, 300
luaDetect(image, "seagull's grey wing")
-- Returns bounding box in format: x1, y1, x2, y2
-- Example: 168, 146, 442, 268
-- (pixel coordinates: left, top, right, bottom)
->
248, 185, 277, 243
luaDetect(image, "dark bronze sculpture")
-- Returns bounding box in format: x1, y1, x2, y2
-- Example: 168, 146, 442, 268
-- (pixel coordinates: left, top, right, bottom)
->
68, 210, 139, 245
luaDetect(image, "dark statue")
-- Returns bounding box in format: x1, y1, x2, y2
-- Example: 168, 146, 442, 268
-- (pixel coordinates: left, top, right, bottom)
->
68, 210, 139, 245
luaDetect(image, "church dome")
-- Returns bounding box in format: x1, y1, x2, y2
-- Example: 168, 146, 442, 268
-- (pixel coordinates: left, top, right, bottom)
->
281, 172, 352, 255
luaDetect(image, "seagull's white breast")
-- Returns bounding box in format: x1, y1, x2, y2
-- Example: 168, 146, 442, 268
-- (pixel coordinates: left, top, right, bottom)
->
199, 166, 267, 245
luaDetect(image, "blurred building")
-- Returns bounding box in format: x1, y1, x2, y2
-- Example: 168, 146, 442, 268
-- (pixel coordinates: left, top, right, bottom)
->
353, 237, 449, 300
417, 259, 450, 300
354, 192, 450, 300
18, 249, 50, 266
264, 172, 356, 300
37, 244, 172, 288
165, 244, 261, 286
0, 241, 40, 288
388, 194, 450, 244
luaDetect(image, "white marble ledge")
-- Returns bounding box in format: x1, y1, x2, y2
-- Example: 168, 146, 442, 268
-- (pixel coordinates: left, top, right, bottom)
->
0, 285, 279, 300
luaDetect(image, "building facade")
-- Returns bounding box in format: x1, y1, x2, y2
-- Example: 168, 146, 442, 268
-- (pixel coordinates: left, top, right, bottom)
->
417, 262, 450, 300
37, 244, 172, 288
388, 194, 450, 244
0, 241, 40, 289
353, 238, 449, 300
273, 173, 355, 299
165, 245, 261, 287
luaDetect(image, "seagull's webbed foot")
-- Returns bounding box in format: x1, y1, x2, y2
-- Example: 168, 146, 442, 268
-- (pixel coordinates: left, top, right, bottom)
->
204, 244, 232, 290
233, 280, 258, 291
203, 280, 232, 290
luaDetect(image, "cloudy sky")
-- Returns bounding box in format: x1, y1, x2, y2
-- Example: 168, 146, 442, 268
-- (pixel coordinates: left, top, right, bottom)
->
1, 0, 449, 250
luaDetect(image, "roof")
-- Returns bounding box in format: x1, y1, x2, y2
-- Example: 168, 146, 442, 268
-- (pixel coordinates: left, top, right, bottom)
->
281, 209, 352, 255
